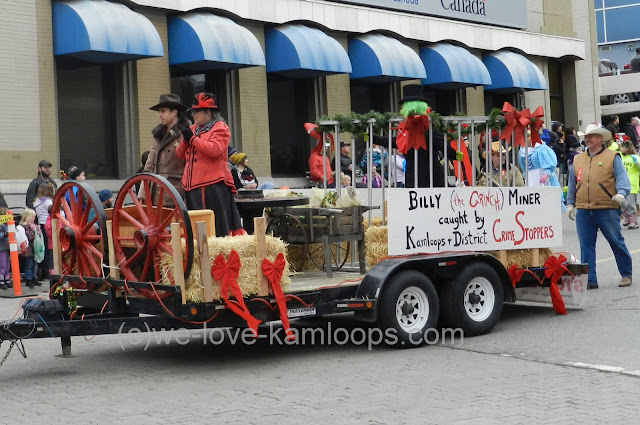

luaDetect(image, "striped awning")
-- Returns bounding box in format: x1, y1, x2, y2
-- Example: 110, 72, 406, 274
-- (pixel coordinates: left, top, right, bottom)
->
52, 0, 163, 63
168, 13, 265, 70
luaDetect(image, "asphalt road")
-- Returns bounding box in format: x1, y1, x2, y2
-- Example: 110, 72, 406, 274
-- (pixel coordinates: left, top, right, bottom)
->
0, 214, 638, 424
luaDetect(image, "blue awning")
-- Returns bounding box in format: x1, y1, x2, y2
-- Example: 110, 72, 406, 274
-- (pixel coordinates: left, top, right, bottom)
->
52, 0, 163, 63
482, 51, 547, 92
168, 13, 265, 71
265, 24, 351, 77
419, 43, 491, 89
348, 34, 426, 82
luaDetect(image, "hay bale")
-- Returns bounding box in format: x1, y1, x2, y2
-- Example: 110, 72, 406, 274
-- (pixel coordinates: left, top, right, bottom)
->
486, 248, 554, 268
363, 216, 384, 231
159, 234, 291, 303
365, 225, 388, 266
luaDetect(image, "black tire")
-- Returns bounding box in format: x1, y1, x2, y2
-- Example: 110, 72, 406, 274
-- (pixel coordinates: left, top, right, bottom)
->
440, 262, 504, 337
379, 270, 439, 348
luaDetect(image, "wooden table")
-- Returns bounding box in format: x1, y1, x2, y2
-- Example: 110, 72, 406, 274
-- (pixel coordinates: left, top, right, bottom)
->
234, 196, 309, 234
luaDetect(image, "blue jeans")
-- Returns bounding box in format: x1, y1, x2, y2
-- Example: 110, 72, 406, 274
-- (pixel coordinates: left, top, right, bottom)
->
576, 208, 633, 284
23, 256, 35, 281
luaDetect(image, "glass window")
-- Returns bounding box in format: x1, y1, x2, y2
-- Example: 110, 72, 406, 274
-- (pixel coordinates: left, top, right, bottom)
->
604, 0, 640, 7
596, 10, 605, 44
604, 6, 640, 42
57, 64, 116, 178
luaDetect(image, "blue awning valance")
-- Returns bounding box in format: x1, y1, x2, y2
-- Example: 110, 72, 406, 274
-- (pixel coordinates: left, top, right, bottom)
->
419, 43, 491, 89
348, 34, 426, 82
52, 0, 163, 63
168, 13, 265, 71
482, 51, 547, 92
265, 24, 351, 77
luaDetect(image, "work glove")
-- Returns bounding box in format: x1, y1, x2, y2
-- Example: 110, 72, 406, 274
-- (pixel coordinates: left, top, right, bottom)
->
181, 127, 194, 144
632, 155, 638, 164
566, 204, 576, 221
612, 194, 626, 205
455, 151, 464, 162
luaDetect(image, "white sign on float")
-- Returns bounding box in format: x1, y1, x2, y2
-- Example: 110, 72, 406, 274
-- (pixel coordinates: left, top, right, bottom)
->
387, 187, 563, 255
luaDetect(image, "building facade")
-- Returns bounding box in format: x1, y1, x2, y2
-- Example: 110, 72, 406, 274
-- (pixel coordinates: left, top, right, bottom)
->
0, 0, 600, 185
594, 0, 640, 69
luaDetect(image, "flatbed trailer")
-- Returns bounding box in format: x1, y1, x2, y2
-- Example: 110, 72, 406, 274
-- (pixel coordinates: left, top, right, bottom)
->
0, 111, 587, 360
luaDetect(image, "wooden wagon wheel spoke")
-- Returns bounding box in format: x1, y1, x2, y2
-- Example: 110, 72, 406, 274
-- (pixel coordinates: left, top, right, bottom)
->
143, 180, 155, 222
141, 253, 153, 281
81, 249, 102, 276
56, 213, 71, 228
128, 189, 150, 226
81, 198, 92, 225
81, 216, 99, 235
157, 208, 179, 230
86, 243, 104, 260
157, 241, 172, 254
124, 248, 145, 268
60, 198, 73, 223
119, 209, 146, 230
84, 234, 103, 242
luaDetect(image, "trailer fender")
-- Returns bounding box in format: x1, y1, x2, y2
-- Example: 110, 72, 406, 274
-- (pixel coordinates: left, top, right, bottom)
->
355, 253, 514, 322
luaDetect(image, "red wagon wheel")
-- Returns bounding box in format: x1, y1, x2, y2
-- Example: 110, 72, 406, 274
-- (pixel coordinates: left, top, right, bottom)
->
112, 173, 193, 299
52, 181, 108, 289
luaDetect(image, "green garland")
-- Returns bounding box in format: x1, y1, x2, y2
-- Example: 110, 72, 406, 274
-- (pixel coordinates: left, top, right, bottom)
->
52, 283, 77, 316
313, 107, 504, 140
475, 108, 505, 134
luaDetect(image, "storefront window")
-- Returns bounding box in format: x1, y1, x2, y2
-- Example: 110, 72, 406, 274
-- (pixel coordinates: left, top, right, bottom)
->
267, 75, 317, 177
57, 64, 117, 178
170, 71, 237, 146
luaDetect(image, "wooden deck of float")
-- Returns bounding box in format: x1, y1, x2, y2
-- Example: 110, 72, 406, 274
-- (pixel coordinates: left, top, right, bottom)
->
284, 270, 364, 293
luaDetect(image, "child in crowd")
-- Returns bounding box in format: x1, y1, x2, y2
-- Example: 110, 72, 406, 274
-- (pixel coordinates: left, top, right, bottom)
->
33, 182, 54, 278
619, 140, 640, 229
0, 202, 10, 289
362, 166, 383, 188
230, 153, 275, 190
19, 208, 43, 288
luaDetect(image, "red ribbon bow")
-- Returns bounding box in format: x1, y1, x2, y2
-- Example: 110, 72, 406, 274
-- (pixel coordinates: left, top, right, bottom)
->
506, 264, 542, 288
543, 255, 571, 315
261, 253, 294, 341
396, 115, 430, 155
529, 106, 544, 145
211, 250, 261, 335
500, 103, 545, 147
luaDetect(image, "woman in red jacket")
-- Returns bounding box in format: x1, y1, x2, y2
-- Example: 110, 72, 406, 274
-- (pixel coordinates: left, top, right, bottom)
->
176, 93, 244, 236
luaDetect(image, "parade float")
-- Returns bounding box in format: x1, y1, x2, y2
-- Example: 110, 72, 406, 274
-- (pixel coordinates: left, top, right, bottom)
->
0, 102, 586, 362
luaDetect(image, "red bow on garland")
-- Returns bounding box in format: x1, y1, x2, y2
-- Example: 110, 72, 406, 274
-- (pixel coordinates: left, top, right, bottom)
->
396, 115, 430, 155
500, 103, 545, 147
261, 253, 294, 341
211, 250, 261, 335
543, 255, 571, 315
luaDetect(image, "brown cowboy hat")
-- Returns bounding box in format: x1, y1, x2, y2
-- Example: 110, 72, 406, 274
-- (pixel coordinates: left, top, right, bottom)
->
149, 94, 187, 112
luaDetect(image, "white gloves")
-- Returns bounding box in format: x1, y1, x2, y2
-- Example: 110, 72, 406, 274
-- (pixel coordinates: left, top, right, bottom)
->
612, 194, 626, 205
566, 204, 576, 221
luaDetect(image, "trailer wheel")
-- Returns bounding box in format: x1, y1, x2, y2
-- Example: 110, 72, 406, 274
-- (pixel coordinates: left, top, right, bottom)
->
440, 262, 504, 336
379, 270, 439, 348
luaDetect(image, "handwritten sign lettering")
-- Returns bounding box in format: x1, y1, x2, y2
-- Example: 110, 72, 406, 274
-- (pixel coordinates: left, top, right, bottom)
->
388, 187, 562, 255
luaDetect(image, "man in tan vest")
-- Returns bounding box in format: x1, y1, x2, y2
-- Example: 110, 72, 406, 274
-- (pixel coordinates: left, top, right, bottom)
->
566, 123, 632, 289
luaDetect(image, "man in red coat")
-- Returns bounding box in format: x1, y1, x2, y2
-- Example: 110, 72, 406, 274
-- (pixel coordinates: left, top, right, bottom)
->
304, 123, 335, 187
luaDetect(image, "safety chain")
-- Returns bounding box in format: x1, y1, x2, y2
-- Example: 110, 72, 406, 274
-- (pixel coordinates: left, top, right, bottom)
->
0, 339, 27, 368
0, 340, 15, 368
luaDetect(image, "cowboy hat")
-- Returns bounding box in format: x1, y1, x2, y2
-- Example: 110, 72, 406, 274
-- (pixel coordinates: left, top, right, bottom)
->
482, 141, 511, 159
149, 93, 187, 111
583, 122, 612, 141
187, 92, 222, 111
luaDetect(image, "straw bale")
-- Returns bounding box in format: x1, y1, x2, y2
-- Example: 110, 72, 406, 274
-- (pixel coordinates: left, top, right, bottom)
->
486, 248, 554, 268
363, 217, 384, 231
365, 225, 388, 266
159, 234, 291, 303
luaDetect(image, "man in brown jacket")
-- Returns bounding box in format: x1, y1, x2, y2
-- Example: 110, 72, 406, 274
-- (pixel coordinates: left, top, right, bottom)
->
566, 123, 632, 289
140, 94, 191, 205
